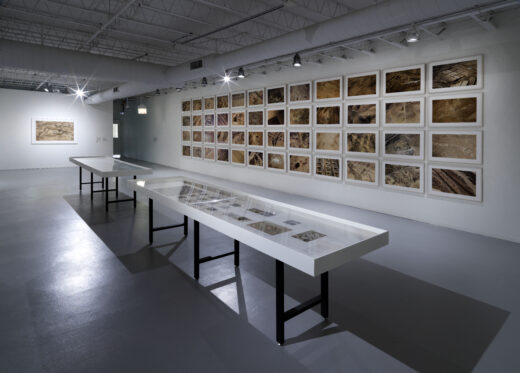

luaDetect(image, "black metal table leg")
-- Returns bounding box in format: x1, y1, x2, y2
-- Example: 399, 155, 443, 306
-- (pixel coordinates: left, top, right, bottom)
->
105, 177, 109, 212
194, 220, 200, 280
149, 198, 153, 244
321, 272, 329, 318
79, 167, 82, 191
90, 172, 93, 201
102, 178, 104, 188
133, 175, 137, 208
276, 260, 284, 345
184, 215, 188, 236
234, 240, 240, 267
116, 177, 119, 198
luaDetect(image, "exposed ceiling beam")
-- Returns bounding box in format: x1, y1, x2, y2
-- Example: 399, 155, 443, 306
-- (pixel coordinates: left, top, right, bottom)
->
471, 13, 497, 30
376, 35, 408, 49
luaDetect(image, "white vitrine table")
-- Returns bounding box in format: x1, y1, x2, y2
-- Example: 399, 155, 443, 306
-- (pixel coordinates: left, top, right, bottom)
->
127, 176, 389, 345
69, 156, 152, 211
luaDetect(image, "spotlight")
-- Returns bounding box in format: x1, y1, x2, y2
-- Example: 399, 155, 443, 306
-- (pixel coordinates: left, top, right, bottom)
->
223, 74, 231, 83
74, 87, 86, 98
406, 25, 420, 43
293, 53, 302, 67
176, 87, 182, 92
201, 77, 208, 87
237, 67, 245, 79
137, 97, 147, 115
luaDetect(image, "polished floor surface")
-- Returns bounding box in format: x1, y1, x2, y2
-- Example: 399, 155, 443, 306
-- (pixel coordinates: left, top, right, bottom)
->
1, 162, 519, 372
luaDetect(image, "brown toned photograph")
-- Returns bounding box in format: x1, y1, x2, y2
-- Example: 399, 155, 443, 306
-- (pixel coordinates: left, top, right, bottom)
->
316, 132, 340, 152
346, 160, 376, 183
248, 151, 264, 167
232, 149, 245, 164
248, 110, 263, 126
315, 157, 340, 178
267, 131, 285, 148
217, 113, 229, 126
182, 116, 190, 127
231, 131, 245, 145
267, 109, 285, 125
192, 146, 202, 158
182, 145, 191, 156
204, 147, 215, 160
204, 114, 214, 126
34, 120, 74, 141
384, 133, 421, 157
182, 101, 191, 111
204, 130, 215, 143
385, 67, 422, 94
385, 101, 421, 124
316, 105, 340, 125
248, 131, 263, 147
192, 115, 202, 126
192, 131, 202, 142
289, 107, 310, 125
204, 97, 215, 110
217, 148, 229, 162
182, 130, 190, 142
385, 163, 421, 189
316, 78, 341, 100
192, 99, 202, 111
347, 74, 377, 97
217, 95, 229, 109
248, 221, 290, 235
348, 104, 377, 125
289, 154, 310, 174
248, 90, 264, 106
267, 153, 285, 170
231, 112, 245, 126
289, 83, 310, 102
432, 133, 477, 160
432, 59, 478, 89
289, 131, 310, 150
346, 132, 376, 154
231, 92, 245, 107
432, 97, 477, 123
216, 131, 229, 144
431, 167, 477, 197
267, 86, 285, 104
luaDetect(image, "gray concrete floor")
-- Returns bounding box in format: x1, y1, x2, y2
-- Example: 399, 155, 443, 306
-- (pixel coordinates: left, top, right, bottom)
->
1, 161, 519, 372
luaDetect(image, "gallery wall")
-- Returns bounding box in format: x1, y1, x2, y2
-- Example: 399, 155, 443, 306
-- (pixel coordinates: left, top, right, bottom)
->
0, 88, 113, 170
120, 11, 520, 243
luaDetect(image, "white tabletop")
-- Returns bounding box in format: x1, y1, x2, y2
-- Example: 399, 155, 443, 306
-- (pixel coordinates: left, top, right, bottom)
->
128, 177, 388, 276
69, 156, 153, 177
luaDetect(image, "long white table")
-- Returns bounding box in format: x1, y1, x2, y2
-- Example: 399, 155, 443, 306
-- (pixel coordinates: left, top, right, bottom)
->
70, 156, 152, 211
127, 176, 389, 344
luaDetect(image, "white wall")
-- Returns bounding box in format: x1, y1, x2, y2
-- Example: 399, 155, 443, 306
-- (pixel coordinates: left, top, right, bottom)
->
120, 12, 520, 244
0, 88, 113, 170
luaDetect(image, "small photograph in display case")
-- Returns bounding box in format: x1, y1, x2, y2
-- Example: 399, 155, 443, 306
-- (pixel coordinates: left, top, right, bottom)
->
204, 113, 215, 126
429, 55, 482, 93
204, 96, 215, 110
182, 130, 191, 142
267, 86, 285, 105
266, 130, 285, 149
429, 165, 481, 201
231, 149, 246, 165
315, 77, 342, 101
182, 100, 191, 112
382, 131, 423, 160
217, 112, 229, 127
182, 116, 191, 127
267, 152, 286, 172
267, 108, 285, 126
192, 146, 202, 158
383, 98, 424, 127
192, 114, 202, 127
248, 110, 264, 126
315, 131, 341, 153
248, 130, 264, 147
248, 89, 264, 107
204, 147, 215, 161
346, 101, 378, 126
345, 71, 379, 98
314, 156, 341, 180
288, 81, 311, 103
217, 148, 229, 163
315, 104, 341, 126
383, 64, 425, 96
216, 130, 229, 145
345, 130, 377, 156
231, 130, 245, 146
345, 158, 378, 185
288, 130, 311, 151
192, 99, 202, 111
217, 94, 229, 109
383, 161, 424, 192
182, 145, 191, 157
429, 131, 481, 163
231, 92, 245, 108
288, 154, 311, 175
429, 93, 481, 126
289, 106, 311, 126
248, 150, 264, 168
204, 130, 215, 144
231, 111, 245, 126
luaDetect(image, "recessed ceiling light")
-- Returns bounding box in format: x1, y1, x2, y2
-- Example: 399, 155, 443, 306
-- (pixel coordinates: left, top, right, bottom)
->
406, 25, 420, 43
293, 53, 302, 67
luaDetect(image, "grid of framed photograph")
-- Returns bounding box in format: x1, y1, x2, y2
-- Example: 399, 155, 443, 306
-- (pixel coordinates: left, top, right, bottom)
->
180, 54, 483, 202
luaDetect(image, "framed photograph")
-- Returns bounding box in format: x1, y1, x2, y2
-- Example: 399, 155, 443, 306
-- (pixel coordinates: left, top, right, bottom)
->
231, 111, 246, 126
267, 107, 285, 126
204, 146, 215, 161
204, 113, 215, 127
182, 100, 191, 112
315, 104, 342, 126
429, 164, 482, 201
383, 98, 424, 127
429, 131, 482, 164
182, 129, 191, 143
345, 157, 379, 186
231, 130, 246, 146
31, 118, 77, 144
216, 112, 229, 127
288, 130, 311, 151
267, 85, 285, 105
266, 130, 286, 149
182, 115, 191, 127
216, 130, 229, 145
192, 114, 202, 127
314, 77, 342, 101
345, 71, 379, 99
383, 64, 425, 96
248, 150, 264, 168
216, 94, 229, 109
204, 96, 215, 110
231, 148, 246, 166
288, 153, 311, 176
314, 130, 342, 154
267, 151, 286, 172
288, 106, 311, 126
345, 100, 379, 127
383, 161, 424, 193
192, 145, 202, 159
192, 98, 202, 112
429, 93, 482, 127
314, 155, 342, 180
231, 92, 245, 108
182, 145, 191, 157
204, 130, 215, 144
248, 89, 264, 107
382, 130, 424, 160
345, 130, 378, 156
429, 55, 482, 93
192, 130, 202, 143
247, 130, 264, 148
216, 147, 230, 163
247, 109, 264, 126
288, 81, 312, 104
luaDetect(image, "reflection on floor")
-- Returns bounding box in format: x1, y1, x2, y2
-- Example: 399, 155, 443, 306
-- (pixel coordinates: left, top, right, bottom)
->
0, 163, 518, 373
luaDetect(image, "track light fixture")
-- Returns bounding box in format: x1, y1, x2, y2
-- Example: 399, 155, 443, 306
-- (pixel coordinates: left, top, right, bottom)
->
43, 83, 50, 92
201, 77, 208, 87
137, 97, 147, 115
237, 67, 245, 79
176, 87, 182, 92
406, 25, 420, 43
293, 53, 302, 67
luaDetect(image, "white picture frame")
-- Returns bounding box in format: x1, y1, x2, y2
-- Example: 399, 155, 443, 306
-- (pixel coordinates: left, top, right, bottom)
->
288, 130, 312, 152
181, 100, 191, 113
383, 64, 425, 97
181, 115, 191, 128
344, 130, 379, 157
266, 107, 286, 126
216, 147, 230, 164
231, 91, 246, 109
288, 105, 312, 127
428, 92, 482, 127
216, 112, 230, 127
31, 117, 77, 144
314, 76, 343, 102
182, 144, 191, 157
345, 71, 379, 99
247, 109, 265, 127
428, 55, 483, 93
181, 129, 191, 144
247, 129, 265, 148
215, 130, 230, 146
315, 103, 342, 127
231, 130, 246, 147
288, 81, 312, 104
382, 97, 424, 127
203, 113, 215, 127
314, 155, 342, 181
203, 95, 216, 111
345, 100, 379, 127
428, 164, 482, 202
203, 129, 215, 144
230, 110, 246, 127
216, 94, 230, 110
191, 98, 202, 113
344, 157, 379, 186
314, 130, 342, 154
428, 130, 482, 164
266, 151, 287, 173
230, 148, 247, 166
247, 88, 265, 108
192, 129, 202, 144
247, 150, 265, 169
203, 146, 216, 162
266, 85, 286, 105
191, 145, 203, 159
288, 153, 312, 176
382, 130, 424, 160
382, 161, 424, 193
266, 129, 286, 150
